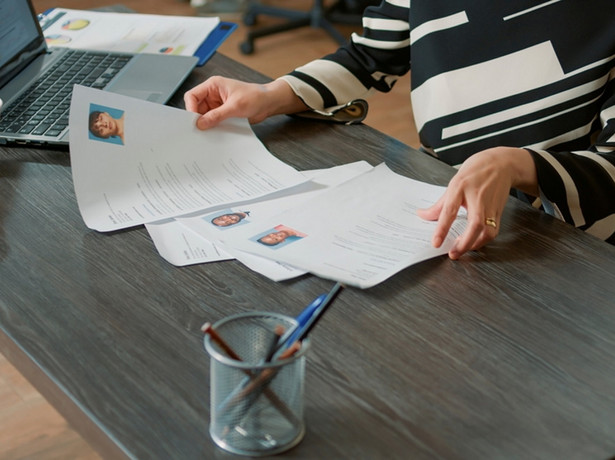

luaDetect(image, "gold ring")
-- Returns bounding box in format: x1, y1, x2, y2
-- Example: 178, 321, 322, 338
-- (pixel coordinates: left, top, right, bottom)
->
485, 217, 497, 228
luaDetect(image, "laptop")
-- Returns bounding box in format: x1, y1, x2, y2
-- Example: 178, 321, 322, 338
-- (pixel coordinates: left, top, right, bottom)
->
0, 0, 198, 146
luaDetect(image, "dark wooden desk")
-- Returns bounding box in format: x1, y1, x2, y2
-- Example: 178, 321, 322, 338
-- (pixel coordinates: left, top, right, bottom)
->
2, 53, 615, 459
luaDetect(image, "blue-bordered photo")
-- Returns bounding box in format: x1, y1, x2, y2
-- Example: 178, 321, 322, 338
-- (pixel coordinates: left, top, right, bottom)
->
88, 104, 125, 145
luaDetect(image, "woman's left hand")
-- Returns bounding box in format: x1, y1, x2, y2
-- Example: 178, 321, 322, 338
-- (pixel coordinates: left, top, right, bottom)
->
417, 147, 538, 259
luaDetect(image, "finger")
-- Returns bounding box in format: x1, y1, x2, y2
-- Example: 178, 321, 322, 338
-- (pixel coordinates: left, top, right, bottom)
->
471, 216, 499, 251
183, 91, 199, 113
416, 196, 444, 222
449, 216, 499, 259
448, 217, 484, 259
184, 79, 221, 113
195, 111, 222, 130
470, 231, 493, 252
184, 84, 210, 113
431, 195, 463, 248
195, 104, 237, 130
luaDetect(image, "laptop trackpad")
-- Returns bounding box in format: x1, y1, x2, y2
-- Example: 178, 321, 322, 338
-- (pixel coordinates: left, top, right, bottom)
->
113, 89, 164, 103
106, 54, 196, 104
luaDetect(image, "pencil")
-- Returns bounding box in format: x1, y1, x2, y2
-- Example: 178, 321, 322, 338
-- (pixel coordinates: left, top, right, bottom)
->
201, 322, 241, 360
220, 341, 303, 433
202, 322, 300, 427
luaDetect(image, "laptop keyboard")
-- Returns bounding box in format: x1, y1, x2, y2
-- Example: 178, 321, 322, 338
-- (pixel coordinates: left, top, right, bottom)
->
0, 49, 132, 139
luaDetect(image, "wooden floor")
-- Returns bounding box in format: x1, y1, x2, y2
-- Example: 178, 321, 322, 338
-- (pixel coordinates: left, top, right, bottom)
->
1, 1, 417, 458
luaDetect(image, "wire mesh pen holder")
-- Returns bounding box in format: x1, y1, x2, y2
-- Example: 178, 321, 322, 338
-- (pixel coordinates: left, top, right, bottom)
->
205, 312, 310, 456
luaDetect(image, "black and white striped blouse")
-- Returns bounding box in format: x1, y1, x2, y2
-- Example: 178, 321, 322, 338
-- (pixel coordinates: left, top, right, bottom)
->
279, 0, 615, 244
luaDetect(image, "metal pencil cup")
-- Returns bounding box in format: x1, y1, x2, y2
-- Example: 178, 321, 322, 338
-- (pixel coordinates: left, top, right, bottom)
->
205, 312, 309, 456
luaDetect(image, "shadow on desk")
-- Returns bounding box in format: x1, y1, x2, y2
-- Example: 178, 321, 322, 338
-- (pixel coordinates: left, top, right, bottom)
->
0, 162, 18, 261
0, 150, 70, 262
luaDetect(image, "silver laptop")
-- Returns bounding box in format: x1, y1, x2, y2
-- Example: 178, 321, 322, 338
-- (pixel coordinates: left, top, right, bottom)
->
0, 0, 198, 146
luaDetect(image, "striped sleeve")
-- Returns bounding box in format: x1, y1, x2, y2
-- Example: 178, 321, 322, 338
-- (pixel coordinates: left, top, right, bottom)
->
527, 72, 615, 243
278, 0, 411, 112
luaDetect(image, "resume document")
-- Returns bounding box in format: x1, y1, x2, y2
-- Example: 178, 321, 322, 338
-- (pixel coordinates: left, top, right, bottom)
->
69, 86, 466, 288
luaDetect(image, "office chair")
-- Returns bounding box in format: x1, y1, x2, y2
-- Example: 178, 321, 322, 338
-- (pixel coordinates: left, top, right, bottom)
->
239, 0, 366, 54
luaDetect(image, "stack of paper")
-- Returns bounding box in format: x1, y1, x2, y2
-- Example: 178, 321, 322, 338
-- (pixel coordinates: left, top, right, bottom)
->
69, 86, 466, 288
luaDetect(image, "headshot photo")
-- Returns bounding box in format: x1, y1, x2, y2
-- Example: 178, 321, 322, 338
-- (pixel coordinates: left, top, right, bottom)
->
253, 224, 306, 249
207, 210, 250, 228
88, 104, 125, 145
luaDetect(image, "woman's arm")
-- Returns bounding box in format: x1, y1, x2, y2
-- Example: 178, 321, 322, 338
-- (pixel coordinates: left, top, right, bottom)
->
280, 0, 411, 112
184, 77, 308, 129
528, 75, 615, 243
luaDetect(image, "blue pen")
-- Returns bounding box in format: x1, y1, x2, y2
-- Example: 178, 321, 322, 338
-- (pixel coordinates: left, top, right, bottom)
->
216, 292, 328, 421
277, 293, 326, 351
269, 282, 344, 363
289, 282, 343, 342
219, 283, 345, 435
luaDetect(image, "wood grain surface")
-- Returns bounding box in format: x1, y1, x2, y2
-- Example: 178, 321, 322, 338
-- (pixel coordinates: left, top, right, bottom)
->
2, 34, 615, 460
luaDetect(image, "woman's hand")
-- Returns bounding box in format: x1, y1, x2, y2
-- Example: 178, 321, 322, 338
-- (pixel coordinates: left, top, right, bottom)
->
184, 76, 308, 129
417, 147, 538, 259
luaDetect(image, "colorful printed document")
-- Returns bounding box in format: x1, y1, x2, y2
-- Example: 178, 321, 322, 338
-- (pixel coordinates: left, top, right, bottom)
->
40, 8, 222, 59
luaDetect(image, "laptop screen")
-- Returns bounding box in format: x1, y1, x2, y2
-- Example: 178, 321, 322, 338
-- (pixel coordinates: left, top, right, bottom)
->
0, 0, 46, 88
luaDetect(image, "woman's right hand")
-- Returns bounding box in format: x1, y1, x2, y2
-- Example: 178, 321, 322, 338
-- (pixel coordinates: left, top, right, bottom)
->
183, 76, 308, 130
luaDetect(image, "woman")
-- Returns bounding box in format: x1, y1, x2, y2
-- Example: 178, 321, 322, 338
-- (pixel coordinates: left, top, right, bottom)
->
184, 1, 615, 259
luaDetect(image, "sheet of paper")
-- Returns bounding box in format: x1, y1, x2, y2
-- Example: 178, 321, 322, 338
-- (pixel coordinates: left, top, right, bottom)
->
176, 161, 374, 280
145, 162, 371, 279
145, 219, 233, 266
178, 161, 373, 243
208, 163, 467, 288
40, 8, 219, 56
69, 85, 307, 232
145, 218, 303, 279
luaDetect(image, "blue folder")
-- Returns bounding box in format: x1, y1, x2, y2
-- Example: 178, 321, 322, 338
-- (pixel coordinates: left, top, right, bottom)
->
193, 22, 237, 66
